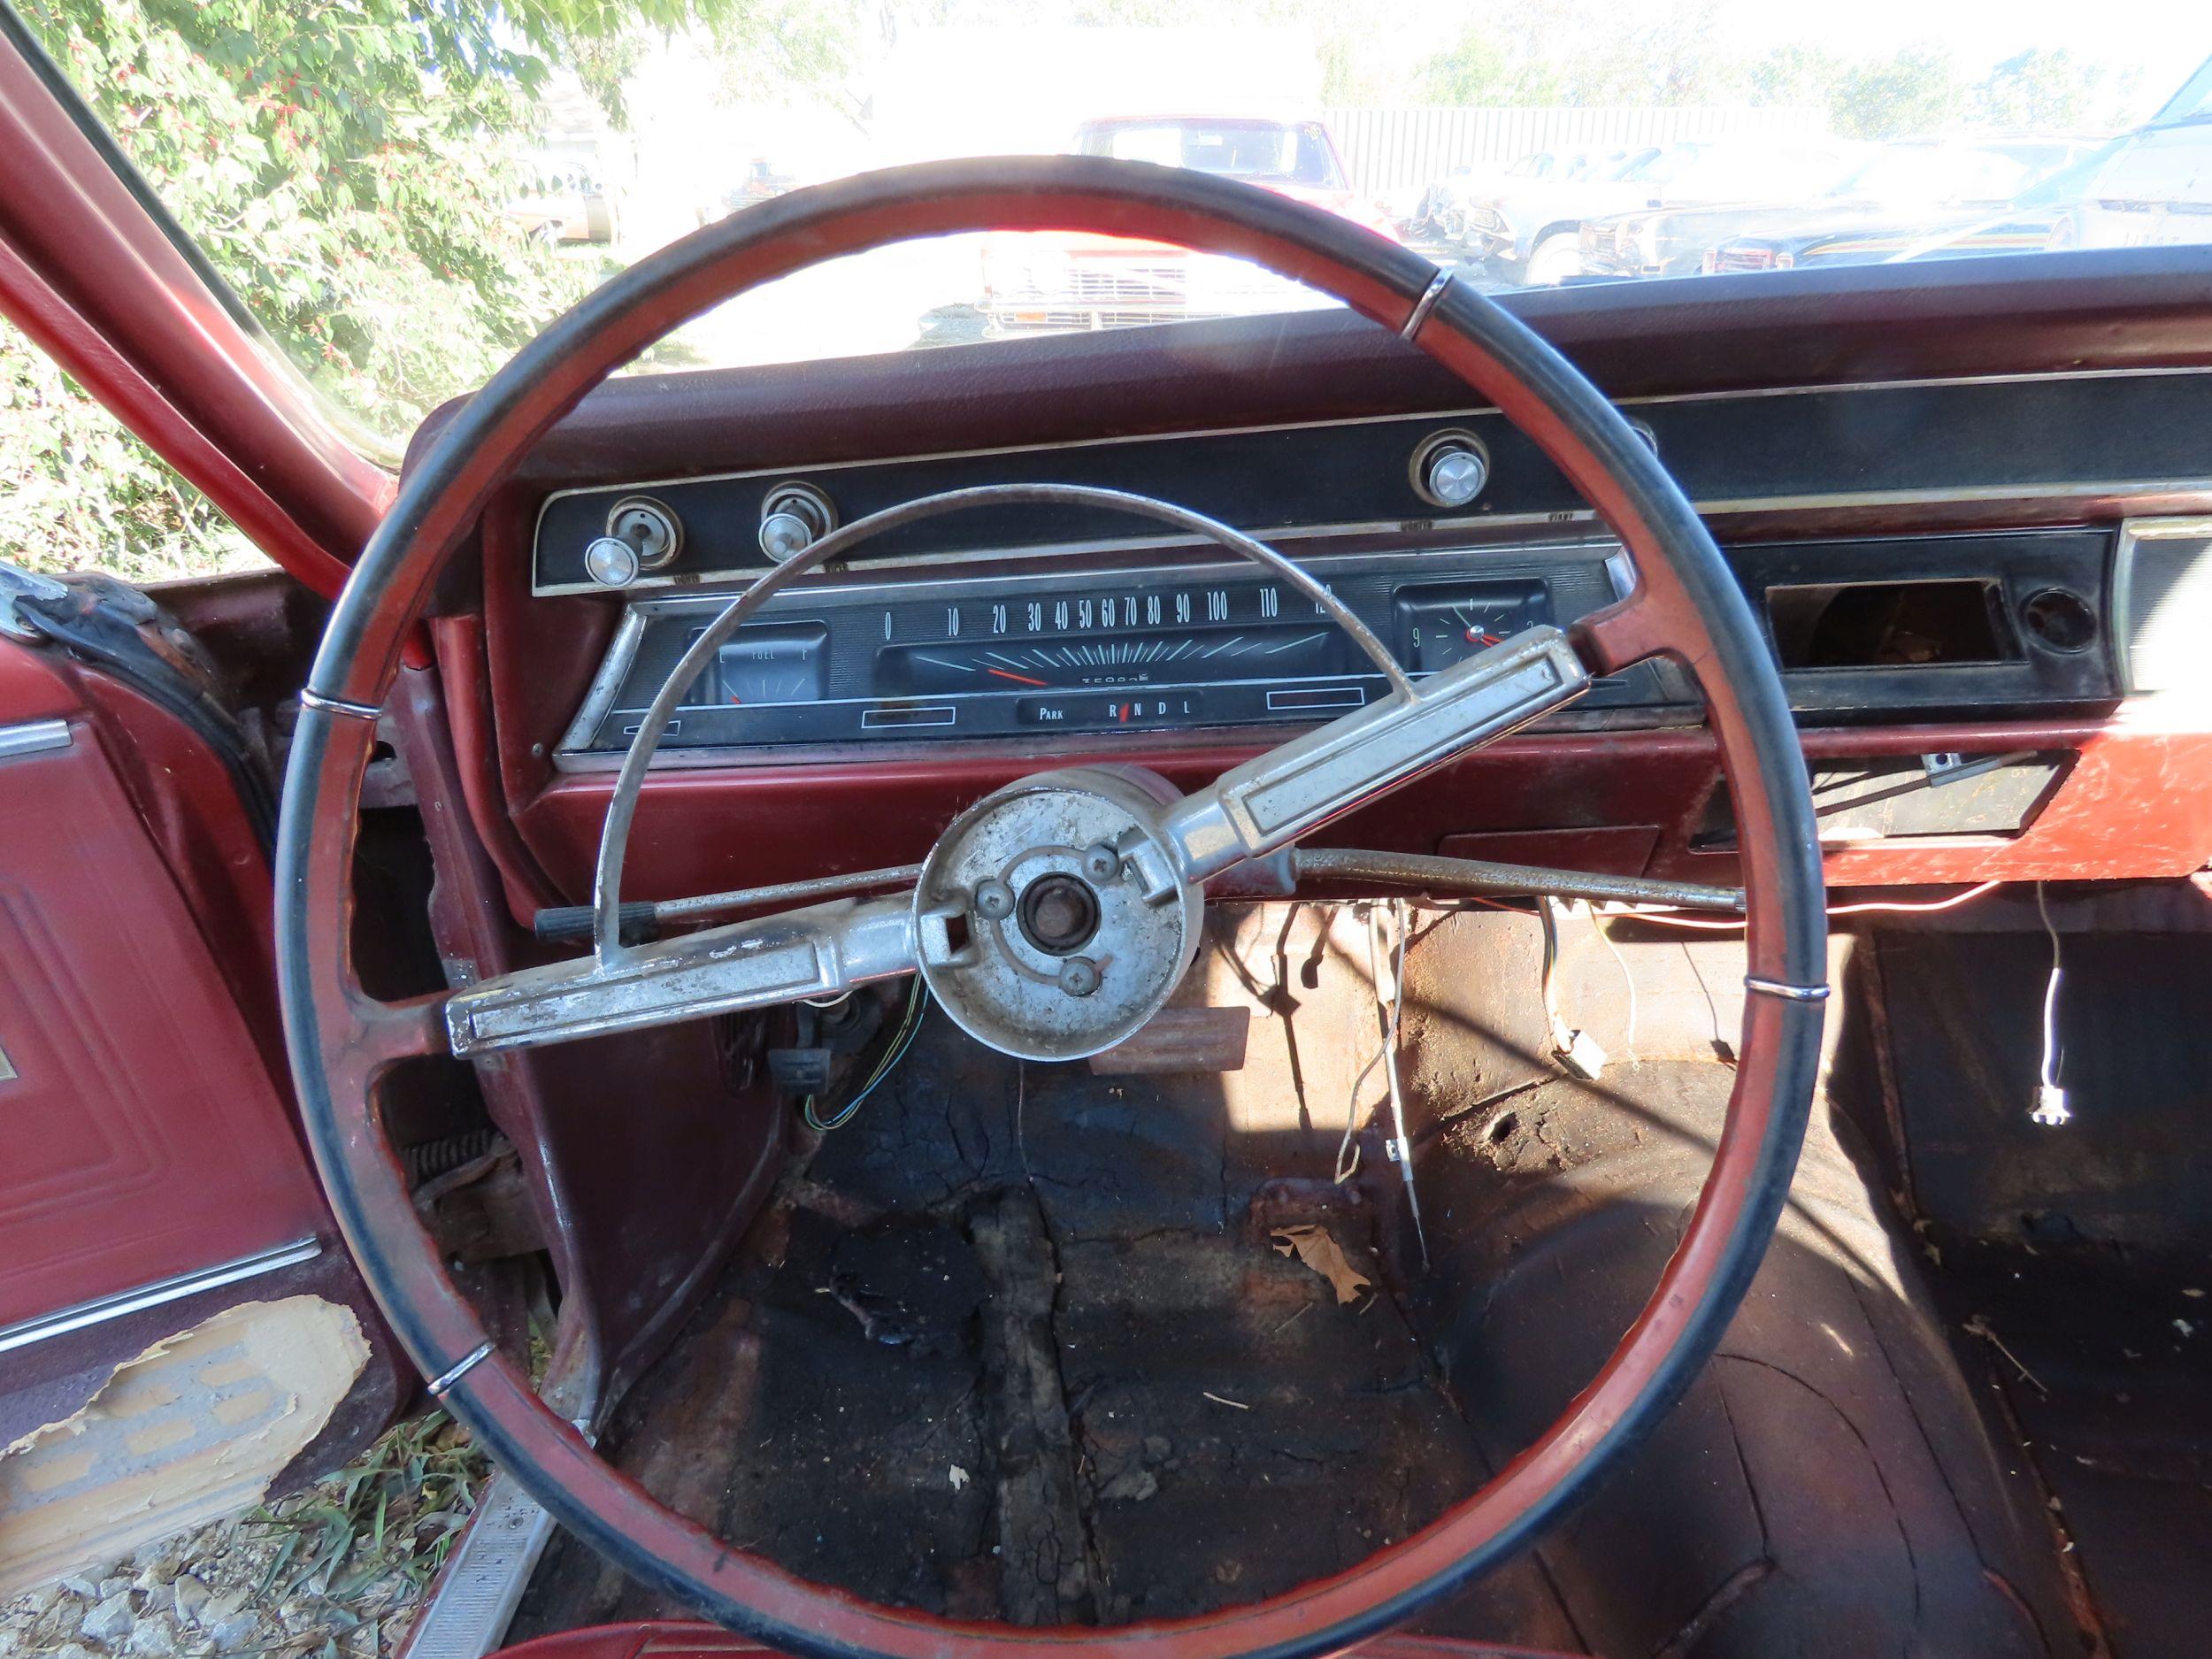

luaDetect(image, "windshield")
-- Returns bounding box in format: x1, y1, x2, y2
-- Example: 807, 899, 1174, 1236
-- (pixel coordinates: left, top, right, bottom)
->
1837, 143, 2049, 202
10, 2, 2212, 461
1076, 119, 1346, 188
1619, 141, 1856, 197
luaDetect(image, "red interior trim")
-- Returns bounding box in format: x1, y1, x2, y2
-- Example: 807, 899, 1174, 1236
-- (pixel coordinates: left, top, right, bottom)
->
503, 718, 2209, 916
427, 613, 564, 915
0, 242, 356, 595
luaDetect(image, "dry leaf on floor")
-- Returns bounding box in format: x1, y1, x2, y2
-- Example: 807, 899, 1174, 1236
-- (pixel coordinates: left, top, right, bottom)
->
1271, 1225, 1371, 1305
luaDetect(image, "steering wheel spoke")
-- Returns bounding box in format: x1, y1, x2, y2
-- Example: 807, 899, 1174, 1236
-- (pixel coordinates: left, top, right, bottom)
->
444, 894, 917, 1056
1566, 574, 1678, 679
313, 992, 462, 1104
1161, 625, 1589, 881
354, 991, 456, 1062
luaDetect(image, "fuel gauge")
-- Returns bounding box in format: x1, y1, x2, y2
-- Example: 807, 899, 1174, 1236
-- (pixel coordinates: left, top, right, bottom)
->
1393, 580, 1553, 673
714, 623, 831, 706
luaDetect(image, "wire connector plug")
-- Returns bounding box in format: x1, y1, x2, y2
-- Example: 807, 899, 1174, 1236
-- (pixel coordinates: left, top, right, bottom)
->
2031, 884, 2069, 1129
1554, 1026, 1609, 1081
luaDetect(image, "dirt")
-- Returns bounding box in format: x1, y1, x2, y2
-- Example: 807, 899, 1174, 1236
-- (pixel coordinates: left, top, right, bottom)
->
510, 939, 1497, 1638
0, 1417, 482, 1659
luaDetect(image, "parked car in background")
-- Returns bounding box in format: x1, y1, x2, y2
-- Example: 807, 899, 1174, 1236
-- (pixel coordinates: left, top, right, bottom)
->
1458, 146, 1655, 279
1933, 54, 2212, 261
980, 114, 1395, 330
1580, 135, 2096, 280
2041, 113, 2212, 252
1464, 137, 1851, 283
506, 155, 619, 244
1409, 148, 1602, 245
715, 156, 800, 220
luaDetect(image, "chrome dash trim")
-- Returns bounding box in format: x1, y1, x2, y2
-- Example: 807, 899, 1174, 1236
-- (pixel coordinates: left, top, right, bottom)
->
1743, 976, 1832, 1002
0, 1237, 323, 1356
558, 602, 654, 754
2111, 514, 2212, 695
0, 718, 71, 759
533, 475, 2212, 596
555, 537, 1632, 757
528, 365, 2212, 593
534, 365, 2212, 510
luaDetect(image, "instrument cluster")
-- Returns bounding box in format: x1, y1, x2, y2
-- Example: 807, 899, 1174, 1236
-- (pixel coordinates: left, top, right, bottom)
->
557, 543, 1676, 762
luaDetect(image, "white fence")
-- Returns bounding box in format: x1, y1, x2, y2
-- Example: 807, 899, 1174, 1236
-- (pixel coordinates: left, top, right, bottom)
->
1323, 104, 1827, 197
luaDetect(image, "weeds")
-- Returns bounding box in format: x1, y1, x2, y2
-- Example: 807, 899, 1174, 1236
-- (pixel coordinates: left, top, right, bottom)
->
218, 1409, 488, 1655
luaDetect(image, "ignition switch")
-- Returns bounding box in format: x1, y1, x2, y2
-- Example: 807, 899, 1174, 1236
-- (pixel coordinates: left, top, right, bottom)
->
759, 481, 838, 562
584, 495, 682, 588
1410, 430, 1490, 510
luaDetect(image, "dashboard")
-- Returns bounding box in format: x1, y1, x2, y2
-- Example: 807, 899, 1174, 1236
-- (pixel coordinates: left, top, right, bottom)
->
434, 274, 2212, 901
534, 380, 2161, 764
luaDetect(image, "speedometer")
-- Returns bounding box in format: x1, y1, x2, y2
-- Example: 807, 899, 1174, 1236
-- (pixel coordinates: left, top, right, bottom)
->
566, 550, 1656, 758
879, 624, 1348, 695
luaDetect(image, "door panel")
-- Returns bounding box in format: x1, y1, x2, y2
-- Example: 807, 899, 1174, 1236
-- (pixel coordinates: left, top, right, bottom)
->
0, 626, 399, 1588
0, 703, 326, 1327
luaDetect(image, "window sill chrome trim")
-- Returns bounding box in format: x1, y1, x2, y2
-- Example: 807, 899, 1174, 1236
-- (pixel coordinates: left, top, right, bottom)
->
0, 1237, 323, 1356
0, 718, 72, 760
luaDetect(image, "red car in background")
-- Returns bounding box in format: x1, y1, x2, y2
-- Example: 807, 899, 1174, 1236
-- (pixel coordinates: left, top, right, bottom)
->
980, 114, 1395, 330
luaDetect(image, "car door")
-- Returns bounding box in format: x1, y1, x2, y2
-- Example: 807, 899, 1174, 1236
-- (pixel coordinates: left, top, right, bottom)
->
0, 12, 404, 1594
0, 570, 404, 1599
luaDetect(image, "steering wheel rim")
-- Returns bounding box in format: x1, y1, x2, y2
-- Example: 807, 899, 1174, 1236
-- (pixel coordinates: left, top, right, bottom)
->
276, 156, 1826, 1659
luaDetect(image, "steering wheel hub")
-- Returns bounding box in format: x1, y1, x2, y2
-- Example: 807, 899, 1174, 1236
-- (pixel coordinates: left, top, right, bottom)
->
1018, 872, 1100, 955
913, 767, 1201, 1062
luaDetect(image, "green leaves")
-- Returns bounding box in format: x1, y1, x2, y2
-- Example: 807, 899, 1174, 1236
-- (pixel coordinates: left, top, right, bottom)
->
0, 328, 261, 580
1405, 9, 2149, 142
9, 0, 747, 576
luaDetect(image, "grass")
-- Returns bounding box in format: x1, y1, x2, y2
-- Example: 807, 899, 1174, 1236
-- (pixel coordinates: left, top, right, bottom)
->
246, 1411, 487, 1601
170, 1409, 497, 1657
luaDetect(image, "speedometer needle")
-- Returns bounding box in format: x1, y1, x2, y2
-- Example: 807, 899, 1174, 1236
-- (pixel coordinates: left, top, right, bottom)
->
987, 667, 1048, 687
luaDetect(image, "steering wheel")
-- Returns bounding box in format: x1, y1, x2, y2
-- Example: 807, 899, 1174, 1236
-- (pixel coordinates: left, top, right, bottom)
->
276, 157, 1826, 1659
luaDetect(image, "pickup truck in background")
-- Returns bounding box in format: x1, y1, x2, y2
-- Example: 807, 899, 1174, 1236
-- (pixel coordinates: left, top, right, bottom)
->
979, 114, 1397, 331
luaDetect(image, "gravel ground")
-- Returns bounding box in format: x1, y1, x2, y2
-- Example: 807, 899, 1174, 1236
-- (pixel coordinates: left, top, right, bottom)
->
1, 1414, 486, 1659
